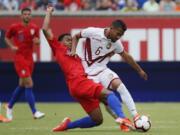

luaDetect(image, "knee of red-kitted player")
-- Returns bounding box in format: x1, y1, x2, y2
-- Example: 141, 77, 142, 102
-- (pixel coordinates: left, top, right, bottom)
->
94, 117, 103, 126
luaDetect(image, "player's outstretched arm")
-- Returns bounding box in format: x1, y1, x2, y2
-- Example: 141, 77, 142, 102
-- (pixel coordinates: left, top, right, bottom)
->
70, 32, 81, 56
120, 51, 148, 80
42, 6, 54, 40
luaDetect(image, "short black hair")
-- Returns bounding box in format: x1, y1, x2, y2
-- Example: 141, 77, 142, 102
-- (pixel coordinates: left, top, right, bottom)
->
58, 33, 71, 41
111, 19, 127, 32
21, 7, 31, 14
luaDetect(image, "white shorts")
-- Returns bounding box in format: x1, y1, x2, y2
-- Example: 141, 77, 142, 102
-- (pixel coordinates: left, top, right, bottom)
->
87, 68, 119, 89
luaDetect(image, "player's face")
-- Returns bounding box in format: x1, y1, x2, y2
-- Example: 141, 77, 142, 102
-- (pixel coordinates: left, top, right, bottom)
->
109, 27, 124, 42
21, 10, 31, 24
62, 35, 72, 48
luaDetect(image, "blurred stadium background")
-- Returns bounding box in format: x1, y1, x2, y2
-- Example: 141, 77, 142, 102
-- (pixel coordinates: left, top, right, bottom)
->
0, 0, 180, 134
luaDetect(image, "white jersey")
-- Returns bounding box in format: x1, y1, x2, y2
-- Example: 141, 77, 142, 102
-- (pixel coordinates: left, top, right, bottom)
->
77, 27, 124, 75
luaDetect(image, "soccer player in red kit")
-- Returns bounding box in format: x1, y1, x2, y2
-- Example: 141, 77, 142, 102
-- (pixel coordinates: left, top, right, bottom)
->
5, 8, 45, 121
43, 6, 134, 132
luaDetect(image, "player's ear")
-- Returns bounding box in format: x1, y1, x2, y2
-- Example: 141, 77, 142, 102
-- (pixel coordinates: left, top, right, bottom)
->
76, 32, 82, 38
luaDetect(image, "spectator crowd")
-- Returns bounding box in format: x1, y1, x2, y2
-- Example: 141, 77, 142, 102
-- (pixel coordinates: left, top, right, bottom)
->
0, 0, 180, 12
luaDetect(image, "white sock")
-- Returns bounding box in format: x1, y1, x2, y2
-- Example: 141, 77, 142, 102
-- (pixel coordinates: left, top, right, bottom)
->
117, 83, 138, 117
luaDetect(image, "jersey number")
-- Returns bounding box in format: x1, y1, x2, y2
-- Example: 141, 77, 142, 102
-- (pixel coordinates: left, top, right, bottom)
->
95, 47, 103, 55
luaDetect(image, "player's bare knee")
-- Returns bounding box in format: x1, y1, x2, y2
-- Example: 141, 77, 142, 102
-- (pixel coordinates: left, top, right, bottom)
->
93, 117, 103, 126
96, 118, 103, 125
25, 82, 33, 87
111, 79, 122, 90
89, 108, 103, 126
19, 82, 24, 87
24, 80, 33, 87
100, 88, 113, 99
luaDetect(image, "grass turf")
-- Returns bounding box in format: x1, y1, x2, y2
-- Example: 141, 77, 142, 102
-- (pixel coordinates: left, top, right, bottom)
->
0, 103, 180, 135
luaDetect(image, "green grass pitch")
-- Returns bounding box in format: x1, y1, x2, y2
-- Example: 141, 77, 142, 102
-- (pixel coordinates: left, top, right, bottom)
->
0, 103, 180, 135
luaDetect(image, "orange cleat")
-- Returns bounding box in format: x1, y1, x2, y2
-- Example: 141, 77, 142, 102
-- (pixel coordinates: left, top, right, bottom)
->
0, 114, 11, 123
116, 117, 135, 131
120, 124, 130, 132
52, 117, 71, 132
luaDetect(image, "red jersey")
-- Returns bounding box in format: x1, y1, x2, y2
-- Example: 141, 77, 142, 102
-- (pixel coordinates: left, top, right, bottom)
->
5, 22, 39, 60
48, 37, 104, 113
48, 37, 86, 80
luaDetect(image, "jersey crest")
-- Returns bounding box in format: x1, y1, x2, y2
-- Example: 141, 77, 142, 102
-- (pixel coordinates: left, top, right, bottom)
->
21, 69, 26, 75
30, 29, 35, 35
18, 32, 24, 42
106, 43, 112, 49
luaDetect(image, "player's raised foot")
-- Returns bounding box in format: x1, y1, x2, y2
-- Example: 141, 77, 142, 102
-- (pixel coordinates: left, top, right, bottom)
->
52, 117, 71, 132
0, 114, 11, 123
116, 117, 135, 131
5, 104, 13, 121
33, 111, 45, 119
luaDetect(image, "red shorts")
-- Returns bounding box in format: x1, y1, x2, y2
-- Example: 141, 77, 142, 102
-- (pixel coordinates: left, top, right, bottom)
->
14, 56, 34, 78
67, 76, 103, 113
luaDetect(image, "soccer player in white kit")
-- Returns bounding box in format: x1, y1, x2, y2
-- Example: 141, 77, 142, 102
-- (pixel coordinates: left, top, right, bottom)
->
71, 20, 148, 131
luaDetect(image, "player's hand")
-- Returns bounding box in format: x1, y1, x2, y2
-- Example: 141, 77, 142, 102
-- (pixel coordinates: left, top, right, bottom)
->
10, 46, 18, 52
47, 4, 54, 13
138, 70, 148, 80
33, 37, 40, 45
68, 51, 78, 58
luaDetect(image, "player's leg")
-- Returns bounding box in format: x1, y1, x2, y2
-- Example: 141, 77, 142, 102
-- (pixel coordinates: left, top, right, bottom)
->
53, 99, 103, 132
88, 70, 135, 131
23, 77, 36, 114
23, 77, 45, 119
104, 103, 117, 119
66, 108, 103, 129
0, 102, 10, 123
111, 79, 138, 118
83, 78, 133, 128
0, 102, 3, 122
6, 78, 24, 120
101, 90, 133, 132
8, 79, 24, 109
100, 88, 125, 118
100, 88, 134, 130
88, 73, 120, 119
6, 59, 27, 120
100, 68, 138, 118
